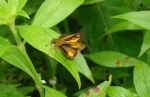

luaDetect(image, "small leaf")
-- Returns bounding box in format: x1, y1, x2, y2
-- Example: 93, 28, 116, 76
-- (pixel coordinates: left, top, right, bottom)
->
79, 75, 112, 97
139, 30, 150, 57
0, 84, 24, 97
134, 65, 150, 97
17, 25, 81, 88
42, 85, 66, 97
84, 51, 147, 67
16, 10, 30, 19
1, 46, 35, 80
32, 0, 84, 28
112, 11, 150, 30
107, 86, 137, 97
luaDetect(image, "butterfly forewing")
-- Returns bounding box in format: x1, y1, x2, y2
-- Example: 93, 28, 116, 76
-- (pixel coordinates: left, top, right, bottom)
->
59, 32, 84, 43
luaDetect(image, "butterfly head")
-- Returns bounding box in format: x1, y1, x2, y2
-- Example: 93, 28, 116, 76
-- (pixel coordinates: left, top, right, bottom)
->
51, 39, 57, 44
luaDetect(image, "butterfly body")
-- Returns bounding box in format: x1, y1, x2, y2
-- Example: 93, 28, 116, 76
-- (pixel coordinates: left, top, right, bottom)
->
51, 32, 85, 58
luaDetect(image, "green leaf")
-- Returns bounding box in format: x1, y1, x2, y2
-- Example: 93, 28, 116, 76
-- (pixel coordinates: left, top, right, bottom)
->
134, 65, 150, 97
92, 66, 129, 80
84, 51, 147, 67
8, 0, 27, 12
112, 11, 150, 30
139, 30, 150, 57
0, 0, 28, 25
17, 25, 81, 88
32, 0, 84, 28
0, 0, 9, 25
75, 53, 95, 83
17, 86, 35, 96
42, 85, 66, 97
0, 84, 24, 97
79, 75, 112, 97
0, 0, 9, 17
16, 10, 30, 19
0, 36, 11, 56
107, 86, 137, 97
1, 46, 35, 81
102, 21, 143, 37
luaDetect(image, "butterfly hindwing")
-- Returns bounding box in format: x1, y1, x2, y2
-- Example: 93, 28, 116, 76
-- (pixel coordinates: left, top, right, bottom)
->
60, 45, 77, 58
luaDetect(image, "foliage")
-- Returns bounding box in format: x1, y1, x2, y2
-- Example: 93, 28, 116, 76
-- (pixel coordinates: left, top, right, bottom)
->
0, 0, 150, 97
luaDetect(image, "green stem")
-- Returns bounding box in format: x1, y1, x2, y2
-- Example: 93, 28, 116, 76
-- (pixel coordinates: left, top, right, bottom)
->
22, 49, 44, 97
8, 21, 44, 97
9, 21, 22, 46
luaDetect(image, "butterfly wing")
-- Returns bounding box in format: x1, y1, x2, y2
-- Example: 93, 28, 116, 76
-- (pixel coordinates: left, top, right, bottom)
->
60, 44, 78, 58
59, 32, 84, 43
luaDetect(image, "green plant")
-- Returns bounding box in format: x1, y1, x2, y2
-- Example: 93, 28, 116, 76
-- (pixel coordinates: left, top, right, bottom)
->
1, 0, 150, 97
0, 0, 94, 97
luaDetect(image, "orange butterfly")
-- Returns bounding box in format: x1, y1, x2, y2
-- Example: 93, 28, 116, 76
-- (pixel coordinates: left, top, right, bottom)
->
51, 32, 85, 58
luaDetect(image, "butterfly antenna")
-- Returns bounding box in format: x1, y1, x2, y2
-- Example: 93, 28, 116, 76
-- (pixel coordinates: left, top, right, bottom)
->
44, 31, 52, 37
44, 31, 53, 47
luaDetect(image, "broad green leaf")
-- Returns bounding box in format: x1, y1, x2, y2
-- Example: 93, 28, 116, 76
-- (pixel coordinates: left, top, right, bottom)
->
84, 51, 147, 67
107, 86, 137, 97
79, 75, 112, 97
75, 53, 95, 83
0, 36, 11, 56
1, 46, 35, 81
134, 65, 150, 97
32, 0, 84, 28
83, 0, 105, 5
112, 11, 150, 30
0, 84, 24, 97
102, 21, 143, 37
42, 85, 66, 97
139, 30, 150, 57
17, 25, 81, 88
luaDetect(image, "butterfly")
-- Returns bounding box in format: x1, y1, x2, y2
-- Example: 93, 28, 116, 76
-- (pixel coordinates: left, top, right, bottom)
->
51, 32, 85, 58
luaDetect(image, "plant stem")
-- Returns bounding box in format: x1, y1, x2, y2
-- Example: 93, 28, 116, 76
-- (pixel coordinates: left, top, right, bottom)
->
22, 49, 44, 97
8, 21, 44, 97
